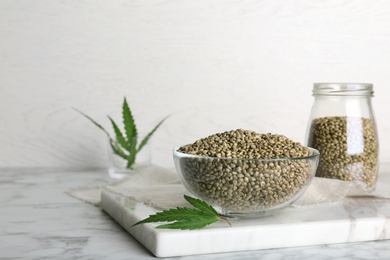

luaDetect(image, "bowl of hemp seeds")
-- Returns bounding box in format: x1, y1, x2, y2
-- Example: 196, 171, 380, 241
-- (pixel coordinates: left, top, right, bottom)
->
173, 129, 320, 217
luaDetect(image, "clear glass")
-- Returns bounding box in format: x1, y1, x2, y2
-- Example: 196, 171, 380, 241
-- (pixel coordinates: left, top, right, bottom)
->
108, 136, 152, 179
305, 83, 379, 190
173, 147, 319, 218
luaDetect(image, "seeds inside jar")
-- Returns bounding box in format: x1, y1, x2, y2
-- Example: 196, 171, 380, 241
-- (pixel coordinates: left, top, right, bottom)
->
307, 116, 378, 189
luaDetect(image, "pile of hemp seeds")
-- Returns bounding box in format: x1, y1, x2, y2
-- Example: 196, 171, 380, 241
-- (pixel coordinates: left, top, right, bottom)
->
178, 129, 316, 211
307, 116, 378, 189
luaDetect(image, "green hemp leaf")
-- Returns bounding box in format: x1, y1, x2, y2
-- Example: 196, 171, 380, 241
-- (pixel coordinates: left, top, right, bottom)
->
74, 97, 168, 170
132, 195, 232, 230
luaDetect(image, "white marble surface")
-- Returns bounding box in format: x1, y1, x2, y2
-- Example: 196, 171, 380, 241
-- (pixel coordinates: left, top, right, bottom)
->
101, 186, 390, 258
2, 167, 390, 259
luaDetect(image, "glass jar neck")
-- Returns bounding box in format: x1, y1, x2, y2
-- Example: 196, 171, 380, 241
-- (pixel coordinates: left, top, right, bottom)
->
313, 83, 374, 97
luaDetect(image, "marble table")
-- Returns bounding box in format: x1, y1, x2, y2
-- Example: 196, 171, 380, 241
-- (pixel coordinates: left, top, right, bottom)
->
2, 166, 390, 259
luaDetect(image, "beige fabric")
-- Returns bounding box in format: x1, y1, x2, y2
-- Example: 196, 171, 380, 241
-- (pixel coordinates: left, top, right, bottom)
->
68, 165, 187, 209
68, 165, 390, 210
293, 175, 390, 207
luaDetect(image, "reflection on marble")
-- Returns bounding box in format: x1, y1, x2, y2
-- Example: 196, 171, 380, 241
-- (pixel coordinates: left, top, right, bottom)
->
1, 167, 390, 259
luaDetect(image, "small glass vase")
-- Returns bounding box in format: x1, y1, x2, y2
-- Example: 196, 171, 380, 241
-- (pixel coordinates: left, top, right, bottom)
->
107, 136, 152, 179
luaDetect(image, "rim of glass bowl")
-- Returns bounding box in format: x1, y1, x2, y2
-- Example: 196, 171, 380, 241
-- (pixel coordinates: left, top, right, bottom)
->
173, 146, 319, 161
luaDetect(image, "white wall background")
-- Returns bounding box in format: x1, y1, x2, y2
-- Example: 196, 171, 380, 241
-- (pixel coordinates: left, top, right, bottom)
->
1, 0, 390, 169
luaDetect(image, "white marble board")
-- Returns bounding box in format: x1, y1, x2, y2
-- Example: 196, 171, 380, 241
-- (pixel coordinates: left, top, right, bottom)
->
101, 186, 390, 258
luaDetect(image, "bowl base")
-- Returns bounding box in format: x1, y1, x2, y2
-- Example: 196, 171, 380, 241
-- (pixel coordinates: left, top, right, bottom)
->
220, 207, 286, 218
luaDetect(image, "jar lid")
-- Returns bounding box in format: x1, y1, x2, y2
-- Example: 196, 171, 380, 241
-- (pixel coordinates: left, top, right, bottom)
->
313, 83, 374, 96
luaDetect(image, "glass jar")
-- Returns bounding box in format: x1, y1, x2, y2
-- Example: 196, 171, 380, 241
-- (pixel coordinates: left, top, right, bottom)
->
305, 83, 379, 190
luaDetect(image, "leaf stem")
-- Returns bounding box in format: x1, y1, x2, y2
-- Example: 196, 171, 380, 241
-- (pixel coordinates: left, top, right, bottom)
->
219, 216, 232, 227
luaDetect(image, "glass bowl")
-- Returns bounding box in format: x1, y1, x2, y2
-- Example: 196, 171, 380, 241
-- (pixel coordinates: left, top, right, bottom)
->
173, 146, 320, 218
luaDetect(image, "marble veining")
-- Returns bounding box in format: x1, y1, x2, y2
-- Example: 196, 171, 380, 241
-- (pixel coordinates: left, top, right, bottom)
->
2, 167, 390, 259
